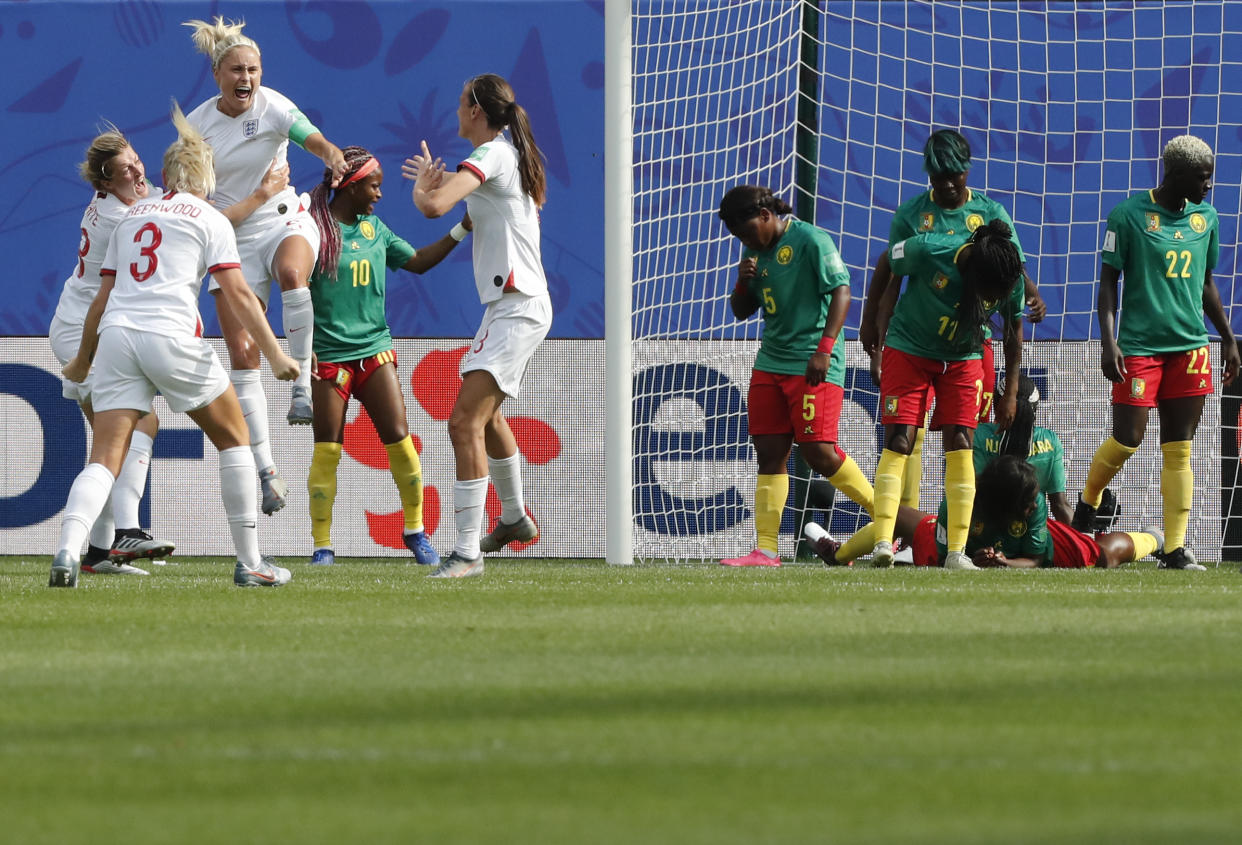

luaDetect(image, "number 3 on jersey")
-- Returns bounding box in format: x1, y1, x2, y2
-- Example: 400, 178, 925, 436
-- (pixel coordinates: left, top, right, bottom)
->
130, 222, 162, 282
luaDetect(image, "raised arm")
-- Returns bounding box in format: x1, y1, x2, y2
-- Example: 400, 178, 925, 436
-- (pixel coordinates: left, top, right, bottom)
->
403, 141, 481, 219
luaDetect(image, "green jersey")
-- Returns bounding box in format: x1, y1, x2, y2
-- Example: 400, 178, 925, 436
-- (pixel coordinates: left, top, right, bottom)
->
936, 490, 1052, 564
889, 189, 1026, 343
972, 422, 1066, 496
886, 233, 1023, 361
310, 214, 416, 362
743, 219, 850, 384
1102, 190, 1218, 356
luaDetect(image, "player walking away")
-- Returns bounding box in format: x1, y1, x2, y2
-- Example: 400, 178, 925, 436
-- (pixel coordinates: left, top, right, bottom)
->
403, 73, 552, 579
861, 129, 1045, 513
304, 146, 470, 567
713, 185, 875, 567
51, 103, 299, 589
49, 127, 174, 575
860, 220, 1025, 571
811, 455, 1163, 570
184, 16, 348, 515
1071, 135, 1239, 570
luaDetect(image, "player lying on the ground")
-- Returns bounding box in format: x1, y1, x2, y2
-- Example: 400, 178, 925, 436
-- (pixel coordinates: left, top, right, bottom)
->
808, 455, 1169, 569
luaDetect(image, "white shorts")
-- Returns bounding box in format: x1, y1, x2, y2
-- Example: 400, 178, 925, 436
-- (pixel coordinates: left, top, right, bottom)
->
208, 196, 320, 306
49, 312, 90, 402
91, 326, 230, 414
461, 292, 552, 398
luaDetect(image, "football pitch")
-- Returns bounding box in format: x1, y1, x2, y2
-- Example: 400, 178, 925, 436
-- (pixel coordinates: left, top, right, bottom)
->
2, 556, 1241, 844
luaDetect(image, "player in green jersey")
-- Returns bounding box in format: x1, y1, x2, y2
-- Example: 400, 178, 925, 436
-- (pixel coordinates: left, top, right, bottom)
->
1071, 135, 1239, 570
863, 220, 1024, 571
304, 146, 469, 567
715, 185, 875, 566
861, 129, 1046, 518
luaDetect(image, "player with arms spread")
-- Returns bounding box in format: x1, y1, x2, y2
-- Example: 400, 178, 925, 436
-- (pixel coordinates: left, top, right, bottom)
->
184, 16, 348, 515
861, 219, 1025, 570
49, 127, 173, 575
403, 73, 553, 578
714, 185, 874, 566
1071, 135, 1239, 570
51, 104, 299, 589
304, 146, 470, 567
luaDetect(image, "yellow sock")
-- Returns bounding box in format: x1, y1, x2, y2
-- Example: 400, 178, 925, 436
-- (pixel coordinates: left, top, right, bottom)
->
385, 436, 426, 532
1125, 531, 1159, 561
837, 523, 875, 564
828, 454, 875, 518
754, 473, 788, 557
899, 427, 925, 509
308, 441, 342, 549
1160, 440, 1193, 551
872, 449, 909, 544
944, 449, 975, 554
1083, 437, 1137, 508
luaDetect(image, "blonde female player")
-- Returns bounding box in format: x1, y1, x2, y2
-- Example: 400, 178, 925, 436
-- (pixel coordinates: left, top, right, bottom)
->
403, 73, 552, 578
49, 127, 174, 575
184, 16, 348, 515
52, 103, 299, 589
1071, 135, 1239, 570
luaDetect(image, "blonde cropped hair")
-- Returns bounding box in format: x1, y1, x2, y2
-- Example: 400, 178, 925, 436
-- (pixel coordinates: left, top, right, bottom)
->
163, 101, 216, 197
1162, 134, 1214, 174
183, 16, 260, 70
79, 122, 131, 190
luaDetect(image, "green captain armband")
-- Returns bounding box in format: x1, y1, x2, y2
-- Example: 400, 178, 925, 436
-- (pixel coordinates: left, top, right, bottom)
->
288, 110, 320, 148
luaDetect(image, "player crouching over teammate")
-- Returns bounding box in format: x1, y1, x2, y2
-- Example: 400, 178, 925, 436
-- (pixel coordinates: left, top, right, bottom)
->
808, 456, 1162, 570
716, 185, 875, 566
51, 103, 299, 588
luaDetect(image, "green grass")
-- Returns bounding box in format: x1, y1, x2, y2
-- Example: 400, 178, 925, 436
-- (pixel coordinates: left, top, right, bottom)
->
3, 557, 1242, 844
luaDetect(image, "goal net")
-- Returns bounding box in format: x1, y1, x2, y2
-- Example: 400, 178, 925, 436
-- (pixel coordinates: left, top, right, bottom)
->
628, 0, 1242, 564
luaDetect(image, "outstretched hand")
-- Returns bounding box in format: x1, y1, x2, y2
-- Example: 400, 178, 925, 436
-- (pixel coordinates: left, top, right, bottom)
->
401, 140, 446, 197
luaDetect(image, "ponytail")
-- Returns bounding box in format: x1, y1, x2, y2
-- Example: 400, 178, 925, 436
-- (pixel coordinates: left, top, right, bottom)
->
468, 74, 547, 206
998, 374, 1038, 459
956, 219, 1022, 351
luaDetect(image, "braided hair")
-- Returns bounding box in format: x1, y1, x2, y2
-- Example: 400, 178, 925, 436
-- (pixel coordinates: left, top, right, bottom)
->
308, 146, 376, 279
468, 74, 547, 207
997, 374, 1039, 459
718, 185, 794, 228
975, 454, 1040, 527
956, 219, 1023, 350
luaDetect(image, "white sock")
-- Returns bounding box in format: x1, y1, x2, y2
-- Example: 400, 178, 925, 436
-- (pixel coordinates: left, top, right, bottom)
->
112, 429, 153, 529
87, 494, 116, 550
453, 477, 489, 559
219, 446, 260, 567
281, 287, 314, 391
231, 370, 275, 472
487, 452, 526, 523
59, 463, 116, 558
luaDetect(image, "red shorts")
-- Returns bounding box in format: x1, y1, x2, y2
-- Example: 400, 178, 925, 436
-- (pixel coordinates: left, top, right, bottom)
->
880, 347, 983, 429
1111, 347, 1214, 408
1047, 518, 1100, 568
747, 369, 843, 443
315, 349, 397, 401
910, 514, 941, 567
928, 340, 996, 423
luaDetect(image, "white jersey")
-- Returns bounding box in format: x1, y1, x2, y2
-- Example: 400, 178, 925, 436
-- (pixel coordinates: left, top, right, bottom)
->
53, 191, 131, 326
99, 192, 241, 338
186, 86, 310, 239
459, 134, 548, 303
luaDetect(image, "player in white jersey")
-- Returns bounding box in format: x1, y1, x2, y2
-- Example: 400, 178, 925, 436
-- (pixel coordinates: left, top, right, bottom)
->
50, 104, 299, 589
184, 16, 348, 516
403, 73, 553, 578
48, 127, 172, 575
